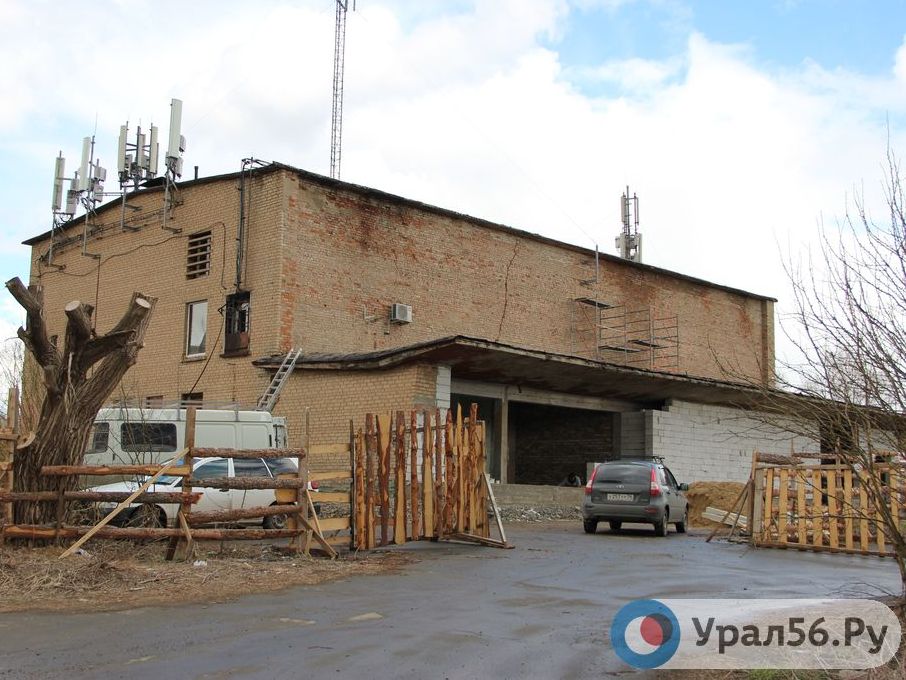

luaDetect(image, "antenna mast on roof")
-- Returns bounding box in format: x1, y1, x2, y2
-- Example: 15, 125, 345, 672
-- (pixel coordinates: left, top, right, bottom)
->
330, 0, 355, 180
616, 186, 642, 263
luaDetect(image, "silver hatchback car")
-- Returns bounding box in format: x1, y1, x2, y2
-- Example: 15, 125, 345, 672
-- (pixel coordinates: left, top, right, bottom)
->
582, 460, 689, 536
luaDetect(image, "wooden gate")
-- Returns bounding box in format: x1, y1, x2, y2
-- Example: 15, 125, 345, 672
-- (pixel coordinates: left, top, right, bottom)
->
350, 404, 506, 550
751, 456, 905, 557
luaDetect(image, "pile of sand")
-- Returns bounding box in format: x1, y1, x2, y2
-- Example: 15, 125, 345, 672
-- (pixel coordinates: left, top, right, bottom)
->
686, 481, 747, 529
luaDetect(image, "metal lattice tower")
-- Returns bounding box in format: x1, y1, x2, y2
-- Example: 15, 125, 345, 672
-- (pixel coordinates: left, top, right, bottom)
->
330, 1, 354, 180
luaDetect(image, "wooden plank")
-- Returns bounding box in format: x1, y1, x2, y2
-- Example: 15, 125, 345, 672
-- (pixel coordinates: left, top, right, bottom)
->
763, 467, 774, 540
314, 492, 351, 503
876, 501, 887, 555
41, 464, 192, 477
393, 411, 406, 545
8, 525, 307, 541
753, 540, 889, 559
364, 414, 376, 550
422, 411, 435, 539
751, 468, 765, 541
797, 469, 807, 546
320, 516, 350, 531
890, 469, 900, 552
812, 469, 823, 548
859, 472, 870, 552
191, 447, 305, 460
484, 473, 507, 545
308, 443, 351, 456
444, 409, 455, 535
300, 411, 312, 556
434, 408, 444, 539
309, 470, 353, 482
168, 408, 198, 561
352, 426, 365, 551
456, 404, 465, 533
827, 469, 839, 548
377, 413, 391, 546
843, 469, 854, 551
61, 449, 188, 559
0, 490, 201, 504
777, 468, 789, 544
190, 476, 308, 490
188, 504, 304, 525
410, 410, 420, 539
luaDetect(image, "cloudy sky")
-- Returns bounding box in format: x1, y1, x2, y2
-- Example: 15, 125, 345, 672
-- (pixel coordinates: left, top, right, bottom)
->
2, 0, 905, 366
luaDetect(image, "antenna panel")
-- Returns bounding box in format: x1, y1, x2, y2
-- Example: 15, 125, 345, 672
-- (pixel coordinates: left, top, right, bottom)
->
117, 125, 128, 174
52, 154, 65, 211
148, 125, 159, 175
79, 137, 91, 191
136, 131, 147, 168
167, 98, 183, 160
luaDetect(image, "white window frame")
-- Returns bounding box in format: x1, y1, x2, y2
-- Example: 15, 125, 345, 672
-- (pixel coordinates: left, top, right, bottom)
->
185, 300, 208, 358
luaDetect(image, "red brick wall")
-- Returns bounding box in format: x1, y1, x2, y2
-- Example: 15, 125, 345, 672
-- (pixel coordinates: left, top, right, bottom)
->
280, 171, 773, 384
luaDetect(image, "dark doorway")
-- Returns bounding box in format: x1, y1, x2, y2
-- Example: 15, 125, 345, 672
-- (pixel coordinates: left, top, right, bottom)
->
510, 402, 614, 485
450, 394, 499, 480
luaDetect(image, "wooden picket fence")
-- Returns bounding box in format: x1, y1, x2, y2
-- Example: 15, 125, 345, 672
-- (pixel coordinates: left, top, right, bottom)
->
750, 453, 906, 557
351, 404, 507, 550
0, 389, 18, 533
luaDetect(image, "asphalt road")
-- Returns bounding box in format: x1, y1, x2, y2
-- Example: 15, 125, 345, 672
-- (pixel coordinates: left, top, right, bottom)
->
0, 522, 901, 679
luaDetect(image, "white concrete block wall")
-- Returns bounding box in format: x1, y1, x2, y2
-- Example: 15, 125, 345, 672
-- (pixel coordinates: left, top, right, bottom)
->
650, 399, 818, 483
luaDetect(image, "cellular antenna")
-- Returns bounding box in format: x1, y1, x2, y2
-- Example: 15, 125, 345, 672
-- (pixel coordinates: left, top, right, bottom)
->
162, 97, 186, 232
615, 186, 642, 263
330, 1, 356, 179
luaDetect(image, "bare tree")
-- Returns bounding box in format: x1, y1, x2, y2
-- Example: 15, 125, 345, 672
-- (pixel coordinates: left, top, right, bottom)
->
1, 336, 42, 431
756, 150, 906, 593
5, 278, 156, 525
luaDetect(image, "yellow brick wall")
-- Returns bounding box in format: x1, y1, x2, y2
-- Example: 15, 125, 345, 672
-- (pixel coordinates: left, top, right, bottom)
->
27, 173, 285, 407
273, 363, 439, 471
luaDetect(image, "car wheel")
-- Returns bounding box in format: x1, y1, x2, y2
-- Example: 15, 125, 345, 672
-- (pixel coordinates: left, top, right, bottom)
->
654, 511, 668, 537
263, 504, 289, 530
676, 507, 688, 534
583, 519, 598, 534
609, 520, 622, 532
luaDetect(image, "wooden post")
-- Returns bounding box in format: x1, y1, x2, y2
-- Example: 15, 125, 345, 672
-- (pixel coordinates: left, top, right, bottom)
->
349, 419, 356, 551
422, 411, 435, 539
1, 388, 18, 536
354, 428, 366, 549
751, 467, 765, 544
444, 409, 455, 535
477, 418, 488, 538
300, 409, 311, 555
377, 413, 391, 546
859, 471, 870, 552
797, 468, 807, 546
763, 467, 774, 540
410, 410, 420, 539
843, 469, 854, 551
394, 411, 406, 545
812, 469, 823, 548
827, 469, 839, 549
365, 414, 377, 550
166, 407, 197, 561
778, 468, 789, 544
435, 409, 444, 539
455, 405, 465, 533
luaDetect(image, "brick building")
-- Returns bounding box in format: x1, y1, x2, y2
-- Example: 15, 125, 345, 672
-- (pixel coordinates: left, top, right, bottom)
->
23, 162, 815, 484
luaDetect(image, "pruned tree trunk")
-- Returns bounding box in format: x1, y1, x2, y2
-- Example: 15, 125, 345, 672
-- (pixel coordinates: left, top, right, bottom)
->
5, 277, 156, 525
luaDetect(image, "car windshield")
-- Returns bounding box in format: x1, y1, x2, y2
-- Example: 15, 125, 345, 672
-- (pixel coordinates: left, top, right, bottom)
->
595, 464, 650, 484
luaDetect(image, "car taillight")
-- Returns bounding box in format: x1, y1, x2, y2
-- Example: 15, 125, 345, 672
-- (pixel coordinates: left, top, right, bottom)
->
585, 465, 597, 496
310, 480, 320, 490
649, 468, 661, 497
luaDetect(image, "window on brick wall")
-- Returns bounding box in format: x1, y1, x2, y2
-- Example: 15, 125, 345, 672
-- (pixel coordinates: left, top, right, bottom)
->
185, 300, 207, 357
143, 395, 164, 408
186, 230, 212, 279
223, 291, 250, 355
181, 392, 204, 407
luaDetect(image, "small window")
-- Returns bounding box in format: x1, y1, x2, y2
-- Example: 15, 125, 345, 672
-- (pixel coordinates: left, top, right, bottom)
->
121, 422, 177, 452
181, 392, 204, 407
232, 458, 271, 477
85, 422, 110, 454
144, 395, 164, 408
186, 230, 212, 279
185, 300, 207, 357
192, 458, 230, 481
224, 291, 250, 355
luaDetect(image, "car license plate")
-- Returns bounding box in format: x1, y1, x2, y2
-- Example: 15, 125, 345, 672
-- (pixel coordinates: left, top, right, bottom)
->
607, 493, 633, 502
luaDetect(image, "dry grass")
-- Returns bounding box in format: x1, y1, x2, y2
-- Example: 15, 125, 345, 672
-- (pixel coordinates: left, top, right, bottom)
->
0, 539, 412, 613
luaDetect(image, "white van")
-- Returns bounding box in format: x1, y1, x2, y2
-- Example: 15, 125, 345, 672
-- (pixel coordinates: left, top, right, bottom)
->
84, 407, 288, 466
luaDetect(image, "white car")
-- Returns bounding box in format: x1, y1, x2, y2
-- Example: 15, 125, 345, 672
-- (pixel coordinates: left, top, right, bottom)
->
90, 456, 319, 529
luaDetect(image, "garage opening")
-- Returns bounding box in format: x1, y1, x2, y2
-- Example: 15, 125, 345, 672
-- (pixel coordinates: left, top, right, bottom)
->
509, 403, 614, 486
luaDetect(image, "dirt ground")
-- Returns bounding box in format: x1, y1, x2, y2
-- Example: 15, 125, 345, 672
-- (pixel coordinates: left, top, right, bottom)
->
686, 480, 747, 529
0, 539, 411, 614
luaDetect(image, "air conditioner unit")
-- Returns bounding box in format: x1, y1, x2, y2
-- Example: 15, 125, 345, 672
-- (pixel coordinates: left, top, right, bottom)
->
390, 303, 412, 324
